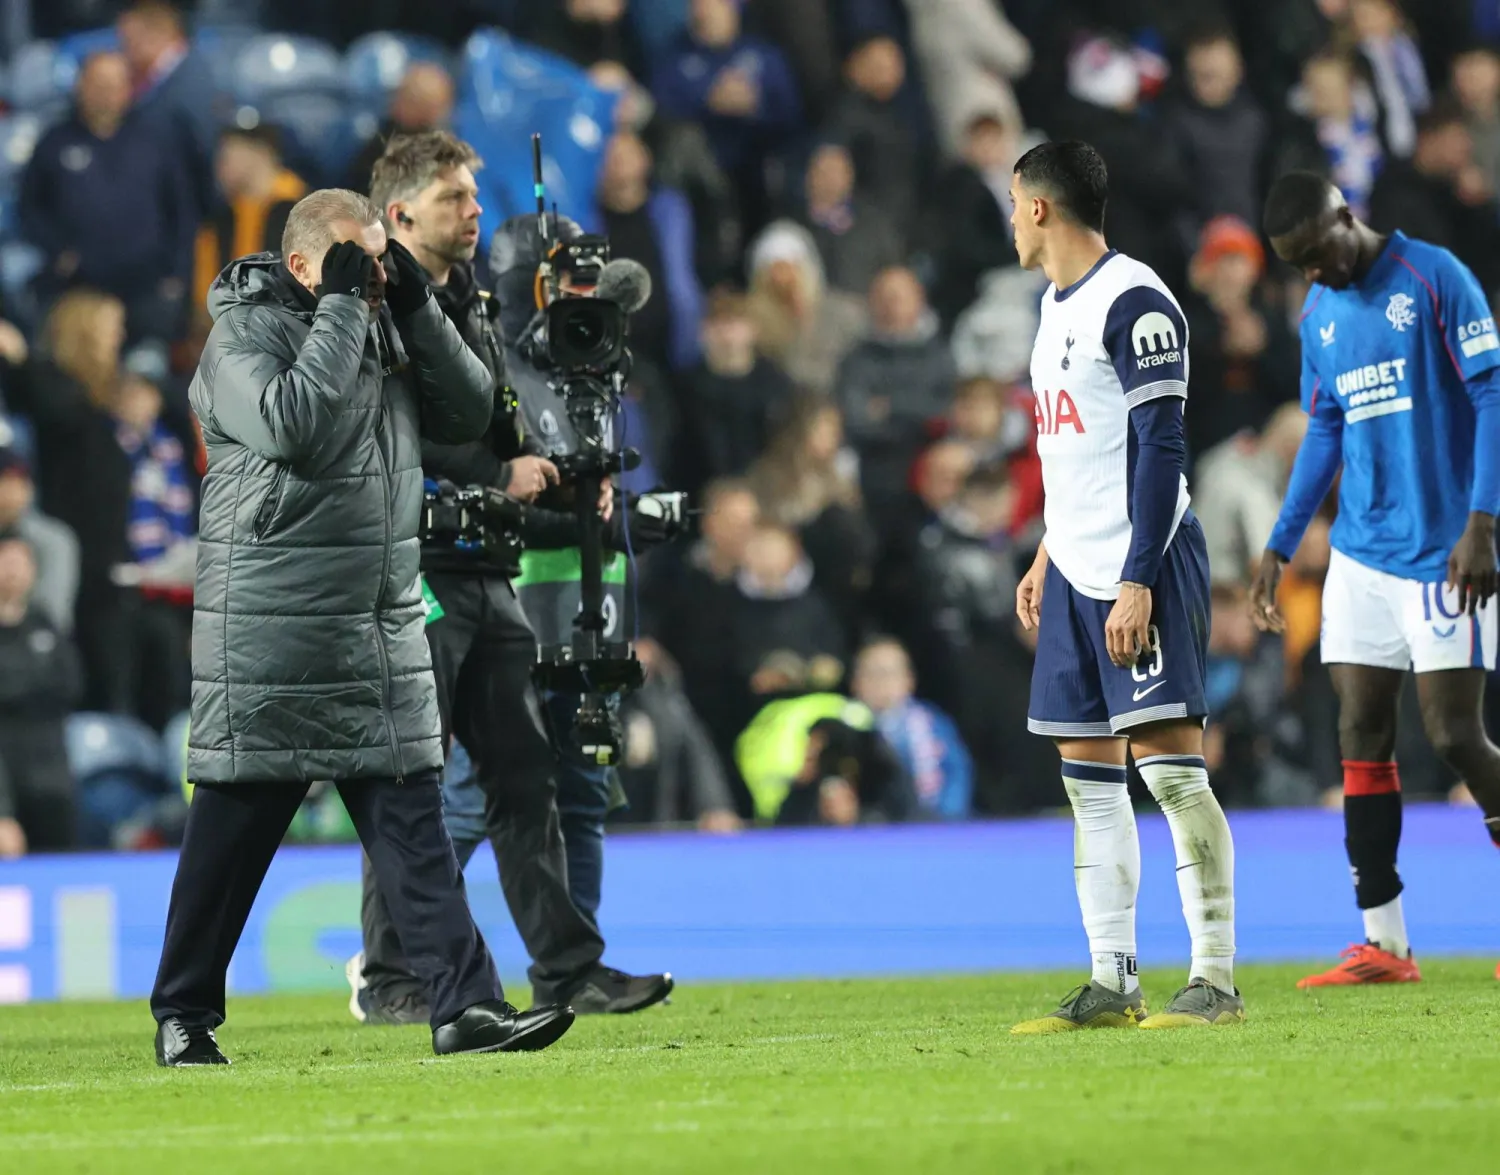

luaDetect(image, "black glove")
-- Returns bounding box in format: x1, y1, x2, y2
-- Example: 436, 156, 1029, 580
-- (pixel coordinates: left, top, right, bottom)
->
318, 240, 373, 302
607, 495, 672, 551
382, 238, 432, 319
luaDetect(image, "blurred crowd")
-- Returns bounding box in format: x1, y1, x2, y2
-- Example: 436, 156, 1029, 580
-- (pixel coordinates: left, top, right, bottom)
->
2, 0, 1500, 856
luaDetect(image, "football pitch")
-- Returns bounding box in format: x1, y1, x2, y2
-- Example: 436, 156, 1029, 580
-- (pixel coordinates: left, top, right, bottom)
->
3, 963, 1499, 1174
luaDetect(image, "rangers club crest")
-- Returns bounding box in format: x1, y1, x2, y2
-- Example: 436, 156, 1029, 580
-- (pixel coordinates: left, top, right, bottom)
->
1386, 292, 1417, 332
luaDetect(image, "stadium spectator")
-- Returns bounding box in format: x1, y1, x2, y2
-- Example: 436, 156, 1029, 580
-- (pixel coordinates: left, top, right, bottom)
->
874, 438, 975, 661
343, 62, 457, 192
835, 266, 956, 516
651, 0, 801, 232
748, 398, 876, 634
678, 290, 795, 489
591, 60, 741, 287
1370, 104, 1500, 296
1349, 0, 1430, 159
1193, 402, 1310, 589
822, 35, 921, 226
744, 0, 842, 124
1047, 36, 1192, 283
193, 127, 309, 345
1281, 48, 1385, 218
793, 141, 903, 298
851, 636, 973, 820
116, 0, 219, 220
641, 478, 760, 763
745, 220, 866, 396
735, 692, 917, 826
18, 51, 195, 343
0, 538, 83, 858
720, 522, 848, 753
524, 0, 647, 76
1164, 28, 1268, 254
901, 0, 1031, 154
1181, 216, 1299, 461
596, 130, 704, 371
114, 365, 196, 731
908, 460, 1018, 703
924, 112, 1018, 327
15, 291, 134, 714
0, 424, 80, 637
945, 375, 1030, 469
1451, 48, 1500, 196
617, 639, 742, 829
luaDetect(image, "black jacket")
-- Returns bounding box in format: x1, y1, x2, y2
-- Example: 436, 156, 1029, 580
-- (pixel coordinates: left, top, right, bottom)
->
16, 361, 133, 584
419, 259, 531, 577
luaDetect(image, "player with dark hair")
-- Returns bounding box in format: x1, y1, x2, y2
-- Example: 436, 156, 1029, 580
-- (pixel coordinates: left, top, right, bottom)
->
1008, 141, 1243, 1032
1252, 172, 1500, 986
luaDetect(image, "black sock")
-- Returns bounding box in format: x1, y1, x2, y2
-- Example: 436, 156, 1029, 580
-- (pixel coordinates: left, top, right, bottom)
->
1343, 760, 1404, 909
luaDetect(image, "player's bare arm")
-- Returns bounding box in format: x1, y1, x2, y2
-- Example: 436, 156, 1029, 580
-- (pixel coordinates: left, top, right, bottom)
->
1016, 541, 1048, 631
1249, 549, 1286, 634
1448, 511, 1498, 615
1104, 582, 1152, 667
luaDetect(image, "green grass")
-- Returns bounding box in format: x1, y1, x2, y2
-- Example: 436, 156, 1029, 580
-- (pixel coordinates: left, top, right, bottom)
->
3, 963, 1500, 1173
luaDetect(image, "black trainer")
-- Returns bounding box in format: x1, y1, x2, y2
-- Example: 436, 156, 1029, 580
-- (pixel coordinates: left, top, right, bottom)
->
545, 966, 675, 1016
431, 1000, 575, 1055
155, 1018, 231, 1066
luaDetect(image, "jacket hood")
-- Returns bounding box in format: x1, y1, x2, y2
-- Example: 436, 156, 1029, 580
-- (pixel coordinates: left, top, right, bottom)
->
206, 252, 316, 322
488, 214, 584, 345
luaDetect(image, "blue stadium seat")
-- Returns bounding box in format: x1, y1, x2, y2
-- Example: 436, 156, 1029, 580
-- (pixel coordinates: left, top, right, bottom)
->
0, 113, 46, 194
8, 40, 65, 112
233, 34, 344, 101
345, 32, 452, 103
66, 713, 167, 787
194, 24, 264, 94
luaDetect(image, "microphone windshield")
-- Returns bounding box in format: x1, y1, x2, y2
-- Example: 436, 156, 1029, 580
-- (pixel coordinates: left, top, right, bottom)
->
595, 258, 653, 314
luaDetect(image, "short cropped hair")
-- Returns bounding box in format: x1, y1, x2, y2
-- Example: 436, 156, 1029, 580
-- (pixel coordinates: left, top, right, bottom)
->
1263, 171, 1336, 238
369, 130, 482, 213
1013, 140, 1109, 233
281, 189, 382, 260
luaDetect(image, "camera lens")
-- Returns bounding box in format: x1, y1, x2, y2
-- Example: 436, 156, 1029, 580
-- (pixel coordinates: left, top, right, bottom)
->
564, 309, 605, 353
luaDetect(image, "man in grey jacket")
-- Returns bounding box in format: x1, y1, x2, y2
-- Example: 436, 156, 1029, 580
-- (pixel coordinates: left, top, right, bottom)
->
149, 189, 574, 1066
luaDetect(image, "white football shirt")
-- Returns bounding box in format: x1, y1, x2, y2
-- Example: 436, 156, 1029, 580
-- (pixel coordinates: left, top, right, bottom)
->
1030, 250, 1192, 600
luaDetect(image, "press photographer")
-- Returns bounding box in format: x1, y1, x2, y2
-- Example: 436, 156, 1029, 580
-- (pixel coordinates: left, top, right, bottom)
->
489, 204, 689, 932
353, 131, 671, 1022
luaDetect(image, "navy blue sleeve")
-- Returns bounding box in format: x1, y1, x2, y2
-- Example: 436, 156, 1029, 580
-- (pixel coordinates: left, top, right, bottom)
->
1101, 284, 1189, 408
1121, 397, 1186, 587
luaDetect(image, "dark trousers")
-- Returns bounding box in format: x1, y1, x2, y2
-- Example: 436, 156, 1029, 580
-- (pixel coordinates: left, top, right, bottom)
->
152, 772, 501, 1031
360, 574, 604, 1005
547, 691, 612, 920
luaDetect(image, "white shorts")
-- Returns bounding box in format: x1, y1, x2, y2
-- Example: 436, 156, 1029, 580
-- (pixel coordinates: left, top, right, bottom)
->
1321, 548, 1497, 673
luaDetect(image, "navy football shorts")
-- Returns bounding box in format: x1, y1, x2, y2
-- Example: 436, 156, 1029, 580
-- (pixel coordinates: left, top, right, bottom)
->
1027, 514, 1211, 738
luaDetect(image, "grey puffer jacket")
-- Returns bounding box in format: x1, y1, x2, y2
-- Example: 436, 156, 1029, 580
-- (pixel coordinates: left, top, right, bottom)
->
188, 253, 493, 785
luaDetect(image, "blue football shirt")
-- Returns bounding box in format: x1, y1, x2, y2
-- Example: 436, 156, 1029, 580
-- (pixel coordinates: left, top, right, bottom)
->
1282, 231, 1500, 579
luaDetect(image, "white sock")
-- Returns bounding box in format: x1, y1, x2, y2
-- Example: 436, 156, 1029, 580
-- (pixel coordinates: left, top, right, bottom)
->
1062, 760, 1140, 994
1362, 897, 1410, 958
1138, 755, 1236, 993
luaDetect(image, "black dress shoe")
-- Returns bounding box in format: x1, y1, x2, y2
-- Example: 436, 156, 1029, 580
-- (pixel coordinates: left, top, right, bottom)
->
155, 1018, 231, 1066
431, 1000, 575, 1056
543, 966, 675, 1016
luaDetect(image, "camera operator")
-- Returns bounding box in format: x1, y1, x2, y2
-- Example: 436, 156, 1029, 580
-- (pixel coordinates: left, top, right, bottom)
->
488, 212, 682, 929
353, 132, 672, 1021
